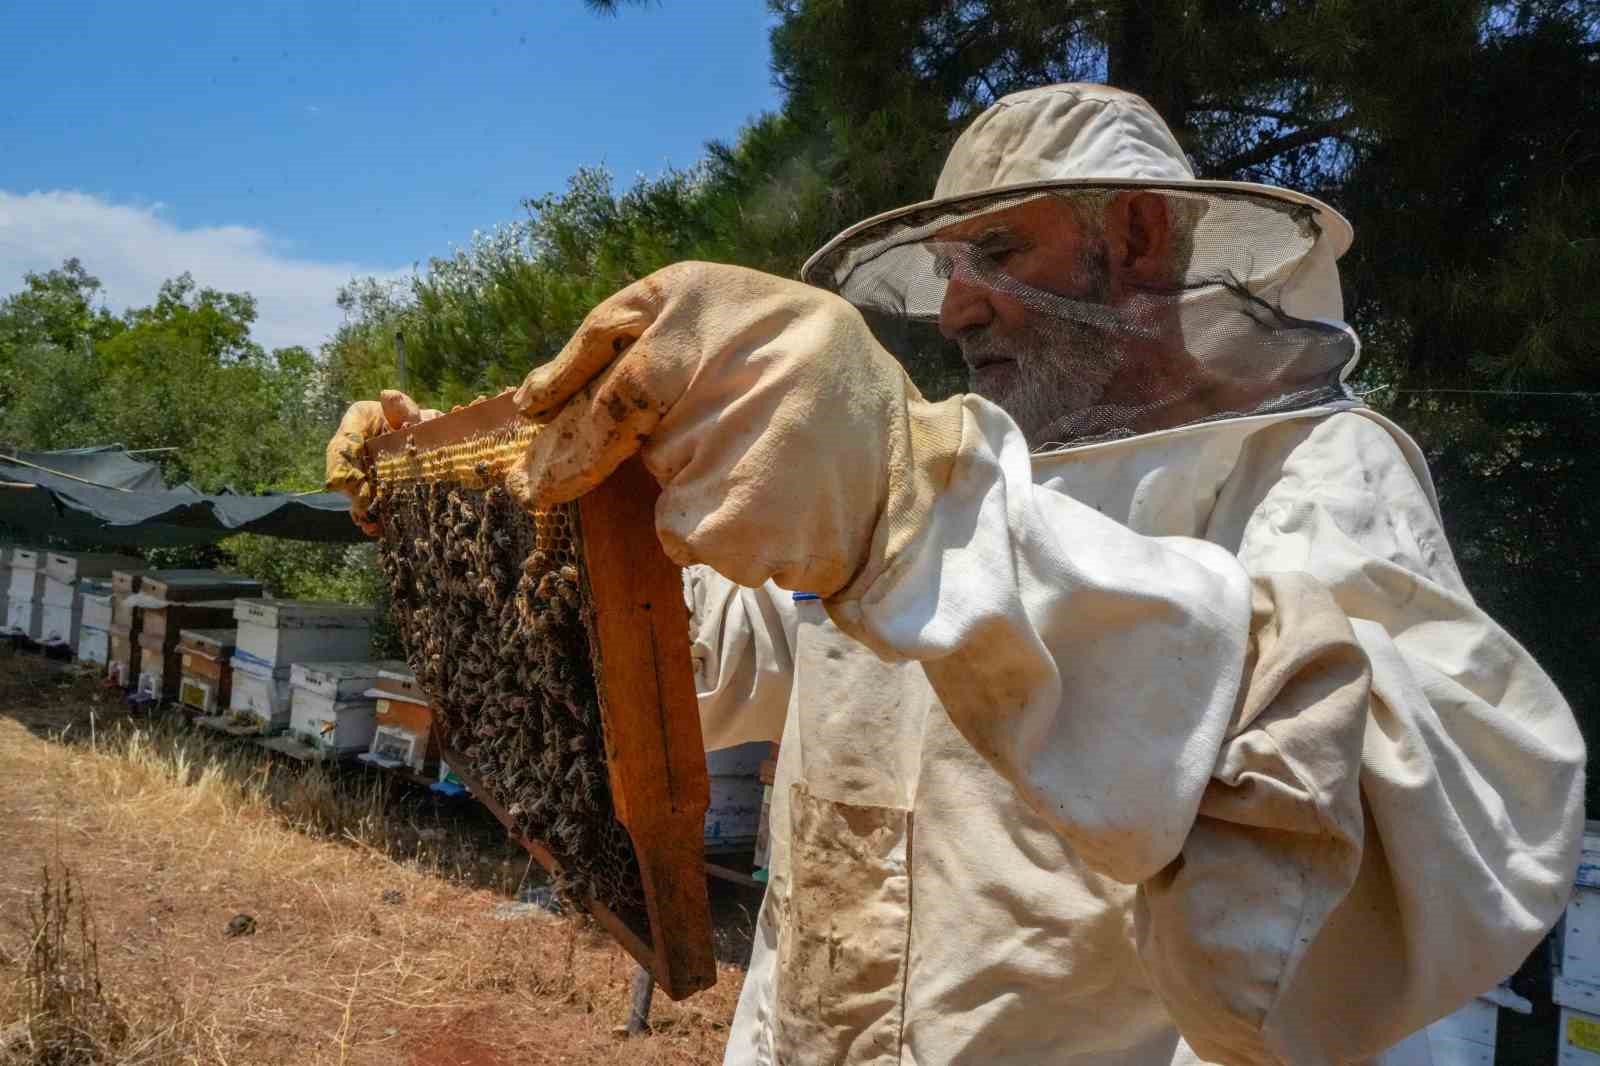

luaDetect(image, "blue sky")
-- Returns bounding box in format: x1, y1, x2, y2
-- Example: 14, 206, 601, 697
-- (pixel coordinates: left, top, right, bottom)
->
0, 0, 782, 349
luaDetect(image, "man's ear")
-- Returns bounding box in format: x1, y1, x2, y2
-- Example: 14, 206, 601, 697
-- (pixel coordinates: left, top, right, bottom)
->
1107, 191, 1174, 293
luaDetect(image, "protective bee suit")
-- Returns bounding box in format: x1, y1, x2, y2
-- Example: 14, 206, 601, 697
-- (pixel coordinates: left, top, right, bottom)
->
672, 86, 1585, 1065
326, 83, 1585, 1066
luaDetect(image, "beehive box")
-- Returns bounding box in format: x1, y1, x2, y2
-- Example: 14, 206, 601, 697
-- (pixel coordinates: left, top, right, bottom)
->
41, 554, 138, 646
703, 742, 774, 853
39, 598, 82, 648
77, 589, 113, 667
135, 600, 239, 699
232, 600, 375, 674
365, 392, 713, 999
287, 661, 390, 756
111, 573, 264, 686
136, 597, 237, 646
0, 549, 13, 628
358, 667, 439, 774
5, 550, 45, 639
45, 552, 142, 586
177, 628, 237, 714
224, 661, 295, 733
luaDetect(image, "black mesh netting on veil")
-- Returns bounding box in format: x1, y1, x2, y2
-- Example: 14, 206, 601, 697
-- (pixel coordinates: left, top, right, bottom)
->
806, 186, 1360, 447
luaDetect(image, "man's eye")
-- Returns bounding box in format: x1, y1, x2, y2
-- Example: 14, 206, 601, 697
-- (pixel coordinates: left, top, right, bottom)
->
977, 239, 1025, 268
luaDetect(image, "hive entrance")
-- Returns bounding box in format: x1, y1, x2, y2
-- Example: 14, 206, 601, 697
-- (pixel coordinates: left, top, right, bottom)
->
364, 392, 715, 1000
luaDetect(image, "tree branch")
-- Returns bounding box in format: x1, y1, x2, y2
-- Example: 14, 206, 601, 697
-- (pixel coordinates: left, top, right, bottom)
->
1215, 116, 1359, 175
1191, 102, 1319, 124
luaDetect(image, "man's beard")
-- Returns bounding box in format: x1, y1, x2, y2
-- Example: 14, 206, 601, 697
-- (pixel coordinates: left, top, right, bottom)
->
962, 317, 1123, 447
954, 238, 1129, 447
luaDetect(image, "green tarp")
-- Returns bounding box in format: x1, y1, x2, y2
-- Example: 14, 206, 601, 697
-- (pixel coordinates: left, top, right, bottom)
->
0, 445, 363, 547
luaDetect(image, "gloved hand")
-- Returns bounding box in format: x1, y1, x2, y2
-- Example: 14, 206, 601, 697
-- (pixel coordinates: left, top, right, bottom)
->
324, 390, 441, 535
508, 261, 966, 598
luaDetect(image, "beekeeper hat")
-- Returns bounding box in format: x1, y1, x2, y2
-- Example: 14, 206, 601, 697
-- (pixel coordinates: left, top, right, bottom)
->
801, 83, 1353, 327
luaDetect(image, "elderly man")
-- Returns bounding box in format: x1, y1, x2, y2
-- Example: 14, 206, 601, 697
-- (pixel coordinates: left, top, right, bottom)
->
328, 85, 1583, 1065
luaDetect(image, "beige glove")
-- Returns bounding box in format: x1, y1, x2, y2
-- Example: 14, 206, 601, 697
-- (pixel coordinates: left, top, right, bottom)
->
323, 390, 441, 535
508, 261, 965, 598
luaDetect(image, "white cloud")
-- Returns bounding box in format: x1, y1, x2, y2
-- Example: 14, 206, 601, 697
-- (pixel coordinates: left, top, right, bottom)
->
0, 189, 406, 352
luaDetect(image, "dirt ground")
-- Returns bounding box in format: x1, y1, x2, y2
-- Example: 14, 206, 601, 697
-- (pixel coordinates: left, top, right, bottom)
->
0, 647, 749, 1065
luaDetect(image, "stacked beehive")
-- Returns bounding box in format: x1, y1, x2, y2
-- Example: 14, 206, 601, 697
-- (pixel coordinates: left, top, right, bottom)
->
702, 742, 774, 855
5, 549, 46, 640
357, 666, 439, 775
42, 552, 140, 651
128, 573, 264, 701
0, 547, 14, 629
76, 584, 115, 667
176, 629, 237, 715
106, 567, 150, 685
283, 660, 397, 759
1556, 823, 1600, 1064
227, 600, 375, 733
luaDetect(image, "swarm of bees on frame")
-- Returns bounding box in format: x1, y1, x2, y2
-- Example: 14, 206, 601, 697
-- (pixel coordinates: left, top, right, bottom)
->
372, 437, 644, 913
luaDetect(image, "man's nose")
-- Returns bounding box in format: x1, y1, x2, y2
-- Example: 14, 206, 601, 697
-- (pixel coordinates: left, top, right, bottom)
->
938, 273, 993, 339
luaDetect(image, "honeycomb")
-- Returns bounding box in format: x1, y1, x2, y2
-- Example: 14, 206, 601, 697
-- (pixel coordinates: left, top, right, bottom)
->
374, 471, 645, 914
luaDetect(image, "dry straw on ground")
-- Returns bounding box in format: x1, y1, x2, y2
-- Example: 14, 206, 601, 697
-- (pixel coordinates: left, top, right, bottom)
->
0, 649, 745, 1065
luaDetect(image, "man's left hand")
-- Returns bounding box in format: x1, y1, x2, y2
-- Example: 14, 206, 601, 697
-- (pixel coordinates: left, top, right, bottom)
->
508, 262, 964, 598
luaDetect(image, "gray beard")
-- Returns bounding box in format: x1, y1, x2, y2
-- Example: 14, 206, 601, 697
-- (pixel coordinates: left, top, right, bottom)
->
963, 316, 1122, 448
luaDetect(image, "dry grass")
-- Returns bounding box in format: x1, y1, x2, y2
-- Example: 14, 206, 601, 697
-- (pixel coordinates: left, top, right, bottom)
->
0, 648, 744, 1065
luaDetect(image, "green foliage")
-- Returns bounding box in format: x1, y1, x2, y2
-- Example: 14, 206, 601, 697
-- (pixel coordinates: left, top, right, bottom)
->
221, 535, 383, 604
1, 271, 328, 493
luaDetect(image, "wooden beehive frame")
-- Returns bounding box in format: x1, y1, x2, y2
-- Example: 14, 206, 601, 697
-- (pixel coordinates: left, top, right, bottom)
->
365, 393, 715, 1000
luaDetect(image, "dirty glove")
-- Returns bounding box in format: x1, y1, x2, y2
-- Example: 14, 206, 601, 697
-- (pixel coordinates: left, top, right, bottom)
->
323, 390, 441, 535
508, 261, 965, 598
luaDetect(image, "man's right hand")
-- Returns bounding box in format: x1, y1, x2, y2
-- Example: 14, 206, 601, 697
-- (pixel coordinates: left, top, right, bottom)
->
324, 390, 441, 536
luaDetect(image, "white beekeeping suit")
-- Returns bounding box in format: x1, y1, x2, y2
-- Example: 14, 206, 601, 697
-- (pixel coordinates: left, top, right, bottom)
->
675, 85, 1585, 1066
328, 83, 1585, 1066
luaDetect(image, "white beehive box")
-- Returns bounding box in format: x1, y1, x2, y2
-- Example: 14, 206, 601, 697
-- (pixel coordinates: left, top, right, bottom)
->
80, 588, 113, 631
704, 775, 765, 849
42, 577, 76, 608
702, 741, 775, 850
39, 601, 82, 647
288, 661, 388, 756
1562, 824, 1600, 983
45, 552, 142, 585
77, 624, 110, 666
231, 600, 376, 674
7, 555, 44, 604
5, 597, 42, 639
289, 695, 378, 756
228, 659, 295, 732
289, 660, 389, 701
289, 697, 379, 755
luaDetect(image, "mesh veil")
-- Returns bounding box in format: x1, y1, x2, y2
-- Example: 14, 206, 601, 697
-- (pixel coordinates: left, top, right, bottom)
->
803, 186, 1359, 447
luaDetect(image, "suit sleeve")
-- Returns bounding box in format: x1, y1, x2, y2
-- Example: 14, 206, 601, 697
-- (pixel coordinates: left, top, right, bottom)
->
685, 566, 796, 751
827, 401, 1584, 1065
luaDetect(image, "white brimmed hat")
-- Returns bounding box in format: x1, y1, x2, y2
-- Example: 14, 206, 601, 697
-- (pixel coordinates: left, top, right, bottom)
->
801, 83, 1353, 326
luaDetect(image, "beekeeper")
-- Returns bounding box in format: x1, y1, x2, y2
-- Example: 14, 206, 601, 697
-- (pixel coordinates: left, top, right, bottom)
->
328, 84, 1584, 1066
